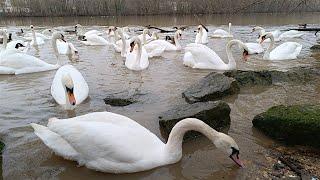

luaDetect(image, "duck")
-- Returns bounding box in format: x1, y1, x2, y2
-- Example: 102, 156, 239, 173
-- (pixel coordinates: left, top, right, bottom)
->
144, 29, 183, 58
65, 25, 78, 35
252, 26, 281, 42
183, 39, 249, 70
195, 24, 208, 44
259, 33, 302, 61
51, 64, 89, 110
212, 23, 233, 38
30, 114, 243, 173
0, 31, 65, 75
16, 28, 24, 36
125, 37, 149, 71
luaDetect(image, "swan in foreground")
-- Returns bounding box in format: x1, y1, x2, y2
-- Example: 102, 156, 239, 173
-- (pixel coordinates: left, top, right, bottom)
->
252, 26, 281, 42
259, 33, 302, 61
51, 65, 89, 110
0, 32, 64, 75
80, 34, 109, 46
183, 40, 249, 70
125, 37, 149, 71
30, 113, 243, 173
212, 23, 233, 38
144, 29, 182, 57
195, 24, 208, 44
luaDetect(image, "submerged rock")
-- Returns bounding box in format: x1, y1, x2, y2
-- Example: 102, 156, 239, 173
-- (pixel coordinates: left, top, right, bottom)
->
0, 141, 4, 153
103, 90, 142, 106
253, 105, 320, 148
223, 70, 272, 86
159, 101, 231, 140
182, 73, 239, 103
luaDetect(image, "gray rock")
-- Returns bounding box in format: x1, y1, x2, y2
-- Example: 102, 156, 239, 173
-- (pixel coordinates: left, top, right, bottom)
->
103, 91, 139, 106
182, 73, 239, 103
159, 101, 231, 140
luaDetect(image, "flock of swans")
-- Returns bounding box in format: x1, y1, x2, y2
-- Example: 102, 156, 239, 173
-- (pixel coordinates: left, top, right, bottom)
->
0, 22, 307, 173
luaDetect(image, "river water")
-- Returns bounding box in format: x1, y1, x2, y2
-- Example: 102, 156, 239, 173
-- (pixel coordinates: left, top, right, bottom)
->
1, 13, 320, 179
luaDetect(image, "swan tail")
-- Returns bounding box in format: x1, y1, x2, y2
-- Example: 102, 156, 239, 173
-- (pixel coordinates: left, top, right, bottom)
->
30, 123, 79, 160
183, 52, 195, 68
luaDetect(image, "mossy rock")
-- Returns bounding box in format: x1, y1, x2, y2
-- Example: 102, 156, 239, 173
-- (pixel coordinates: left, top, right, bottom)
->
253, 105, 320, 148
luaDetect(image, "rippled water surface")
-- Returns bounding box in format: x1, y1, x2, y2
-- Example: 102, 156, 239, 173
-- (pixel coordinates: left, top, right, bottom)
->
1, 13, 320, 179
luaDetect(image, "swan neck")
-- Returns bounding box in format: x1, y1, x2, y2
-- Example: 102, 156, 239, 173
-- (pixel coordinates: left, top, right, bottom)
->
135, 40, 142, 66
165, 119, 219, 160
174, 33, 181, 50
228, 23, 231, 34
226, 40, 239, 69
32, 29, 38, 46
120, 32, 126, 56
52, 38, 60, 65
264, 35, 274, 59
2, 33, 8, 49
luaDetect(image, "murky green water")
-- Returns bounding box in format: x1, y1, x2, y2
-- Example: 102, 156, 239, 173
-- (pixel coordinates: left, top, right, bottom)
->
1, 13, 320, 179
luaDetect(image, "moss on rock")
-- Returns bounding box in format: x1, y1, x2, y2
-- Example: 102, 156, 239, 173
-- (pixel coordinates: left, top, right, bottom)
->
253, 105, 320, 148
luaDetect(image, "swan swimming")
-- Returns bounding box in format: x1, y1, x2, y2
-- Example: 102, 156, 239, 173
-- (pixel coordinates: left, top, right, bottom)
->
259, 33, 302, 61
212, 23, 233, 38
252, 26, 281, 42
0, 31, 65, 75
51, 64, 89, 110
183, 40, 249, 70
30, 113, 243, 173
195, 24, 208, 44
125, 37, 149, 71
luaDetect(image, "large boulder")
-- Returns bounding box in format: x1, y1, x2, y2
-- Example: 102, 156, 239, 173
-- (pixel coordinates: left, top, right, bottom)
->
182, 73, 239, 103
159, 101, 231, 140
253, 105, 320, 148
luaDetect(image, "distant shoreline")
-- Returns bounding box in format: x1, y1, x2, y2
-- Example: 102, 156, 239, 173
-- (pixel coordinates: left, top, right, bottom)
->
1, 0, 320, 17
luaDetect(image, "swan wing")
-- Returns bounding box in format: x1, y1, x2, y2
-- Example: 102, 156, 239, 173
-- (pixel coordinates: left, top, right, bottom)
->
270, 42, 302, 60
51, 65, 89, 105
245, 43, 264, 54
84, 30, 102, 36
30, 123, 79, 161
185, 43, 225, 69
83, 35, 108, 46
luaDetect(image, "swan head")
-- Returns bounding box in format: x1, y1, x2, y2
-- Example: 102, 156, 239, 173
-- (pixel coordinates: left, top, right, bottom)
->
151, 32, 159, 40
252, 26, 263, 33
197, 25, 203, 33
108, 26, 116, 35
129, 37, 141, 53
61, 74, 76, 106
52, 32, 66, 42
259, 33, 273, 44
143, 29, 151, 36
214, 132, 244, 167
15, 42, 25, 49
175, 29, 183, 39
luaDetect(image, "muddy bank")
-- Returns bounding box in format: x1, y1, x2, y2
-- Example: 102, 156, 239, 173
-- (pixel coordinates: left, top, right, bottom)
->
1, 0, 320, 16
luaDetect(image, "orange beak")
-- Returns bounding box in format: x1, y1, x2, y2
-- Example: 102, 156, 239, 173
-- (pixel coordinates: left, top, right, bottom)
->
68, 92, 76, 106
243, 50, 249, 61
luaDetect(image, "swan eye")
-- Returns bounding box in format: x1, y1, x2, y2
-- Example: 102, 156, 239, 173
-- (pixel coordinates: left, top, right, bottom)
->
130, 41, 135, 47
230, 147, 240, 157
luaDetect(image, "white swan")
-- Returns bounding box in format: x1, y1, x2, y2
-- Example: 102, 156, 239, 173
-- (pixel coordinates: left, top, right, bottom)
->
252, 26, 281, 42
76, 24, 103, 36
0, 31, 64, 75
144, 30, 182, 58
259, 33, 302, 61
80, 34, 109, 46
195, 25, 208, 44
245, 43, 264, 54
138, 29, 152, 45
279, 30, 304, 39
125, 37, 149, 71
183, 40, 249, 70
212, 23, 233, 38
30, 114, 243, 173
56, 40, 78, 55
113, 29, 129, 57
51, 64, 89, 110
29, 25, 45, 46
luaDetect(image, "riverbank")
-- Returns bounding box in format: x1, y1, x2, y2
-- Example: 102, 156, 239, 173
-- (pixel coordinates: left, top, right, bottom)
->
1, 0, 320, 17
